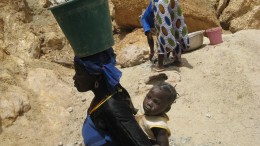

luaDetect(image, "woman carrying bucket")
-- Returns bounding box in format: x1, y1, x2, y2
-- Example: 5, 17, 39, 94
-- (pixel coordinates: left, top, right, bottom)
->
73, 48, 152, 146
49, 0, 153, 145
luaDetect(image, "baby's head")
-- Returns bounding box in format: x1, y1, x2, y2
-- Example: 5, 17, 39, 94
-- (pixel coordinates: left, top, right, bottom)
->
143, 82, 177, 116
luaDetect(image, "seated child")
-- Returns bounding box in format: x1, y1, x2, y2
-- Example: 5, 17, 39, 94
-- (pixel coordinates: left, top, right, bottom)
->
135, 82, 177, 146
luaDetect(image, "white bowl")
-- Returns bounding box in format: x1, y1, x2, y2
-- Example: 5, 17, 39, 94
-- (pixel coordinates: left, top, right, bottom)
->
185, 30, 205, 52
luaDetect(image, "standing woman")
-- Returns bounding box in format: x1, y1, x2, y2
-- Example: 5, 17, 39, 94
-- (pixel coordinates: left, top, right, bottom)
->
73, 48, 152, 146
141, 0, 190, 71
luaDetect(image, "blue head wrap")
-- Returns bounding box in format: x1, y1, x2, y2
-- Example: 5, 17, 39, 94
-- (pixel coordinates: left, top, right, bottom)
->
74, 48, 122, 92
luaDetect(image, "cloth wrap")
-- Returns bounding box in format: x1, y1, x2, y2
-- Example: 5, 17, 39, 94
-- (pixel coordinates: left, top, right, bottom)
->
74, 48, 122, 92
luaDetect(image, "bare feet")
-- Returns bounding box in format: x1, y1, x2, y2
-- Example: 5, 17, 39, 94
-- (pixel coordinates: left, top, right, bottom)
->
149, 53, 154, 61
152, 65, 165, 72
173, 60, 183, 67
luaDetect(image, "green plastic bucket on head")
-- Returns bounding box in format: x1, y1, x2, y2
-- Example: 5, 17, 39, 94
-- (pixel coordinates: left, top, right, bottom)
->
49, 0, 114, 57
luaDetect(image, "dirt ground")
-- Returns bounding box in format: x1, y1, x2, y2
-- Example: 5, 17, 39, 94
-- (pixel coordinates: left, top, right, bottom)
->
0, 29, 259, 146
0, 0, 259, 145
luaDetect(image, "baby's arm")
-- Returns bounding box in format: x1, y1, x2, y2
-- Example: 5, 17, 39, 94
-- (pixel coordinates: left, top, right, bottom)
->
152, 127, 169, 146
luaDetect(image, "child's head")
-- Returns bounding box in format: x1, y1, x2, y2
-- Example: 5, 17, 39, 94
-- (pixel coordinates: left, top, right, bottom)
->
143, 82, 177, 116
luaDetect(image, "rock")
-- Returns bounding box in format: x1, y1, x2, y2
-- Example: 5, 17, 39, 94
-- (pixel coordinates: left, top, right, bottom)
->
42, 32, 64, 53
58, 141, 63, 146
31, 35, 41, 59
182, 0, 220, 32
219, 0, 260, 32
39, 0, 52, 8
111, 0, 219, 32
145, 73, 168, 85
81, 97, 86, 102
117, 45, 146, 68
229, 6, 260, 32
206, 113, 211, 118
0, 18, 4, 44
13, 31, 41, 59
67, 107, 73, 113
0, 48, 5, 61
11, 56, 27, 76
23, 68, 74, 102
217, 0, 228, 18
113, 28, 149, 59
0, 85, 31, 127
109, 0, 115, 20
78, 141, 83, 146
111, 0, 150, 29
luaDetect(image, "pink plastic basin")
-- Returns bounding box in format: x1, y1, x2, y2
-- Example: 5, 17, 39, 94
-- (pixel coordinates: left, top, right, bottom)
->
206, 27, 223, 45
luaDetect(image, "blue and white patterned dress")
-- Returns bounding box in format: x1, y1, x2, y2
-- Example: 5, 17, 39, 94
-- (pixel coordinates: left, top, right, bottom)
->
152, 0, 189, 60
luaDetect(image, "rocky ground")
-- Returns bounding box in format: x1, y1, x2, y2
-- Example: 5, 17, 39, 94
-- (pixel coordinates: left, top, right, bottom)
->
1, 29, 260, 146
0, 0, 260, 146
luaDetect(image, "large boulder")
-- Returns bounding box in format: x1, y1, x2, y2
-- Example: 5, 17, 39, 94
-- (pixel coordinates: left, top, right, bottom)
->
111, 0, 220, 32
116, 29, 149, 67
180, 0, 220, 32
117, 45, 146, 68
111, 0, 150, 29
219, 0, 260, 32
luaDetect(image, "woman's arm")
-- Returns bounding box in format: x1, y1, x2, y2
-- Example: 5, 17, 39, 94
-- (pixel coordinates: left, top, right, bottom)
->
141, 2, 154, 34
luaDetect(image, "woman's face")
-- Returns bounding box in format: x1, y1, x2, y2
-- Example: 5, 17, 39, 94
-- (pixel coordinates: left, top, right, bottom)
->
143, 87, 172, 116
73, 62, 98, 92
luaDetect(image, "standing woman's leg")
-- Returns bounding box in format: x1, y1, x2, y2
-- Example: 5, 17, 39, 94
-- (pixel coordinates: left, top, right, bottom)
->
146, 31, 155, 61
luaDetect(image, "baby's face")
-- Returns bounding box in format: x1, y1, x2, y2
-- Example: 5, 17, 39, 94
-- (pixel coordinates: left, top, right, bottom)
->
143, 87, 172, 116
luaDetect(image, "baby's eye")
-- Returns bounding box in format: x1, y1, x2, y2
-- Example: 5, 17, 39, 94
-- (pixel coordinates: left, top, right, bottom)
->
153, 99, 160, 105
146, 96, 151, 99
